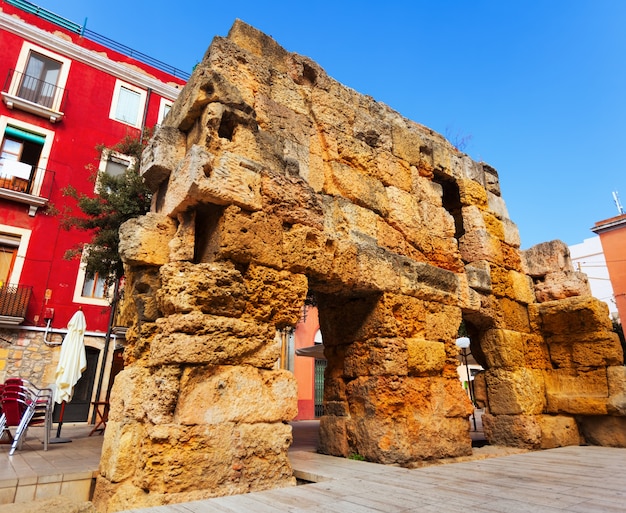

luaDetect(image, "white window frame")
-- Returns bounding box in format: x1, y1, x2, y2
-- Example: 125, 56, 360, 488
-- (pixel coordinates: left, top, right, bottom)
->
0, 224, 31, 285
0, 116, 54, 198
72, 247, 111, 306
157, 98, 173, 125
109, 79, 147, 128
3, 42, 71, 119
95, 149, 134, 192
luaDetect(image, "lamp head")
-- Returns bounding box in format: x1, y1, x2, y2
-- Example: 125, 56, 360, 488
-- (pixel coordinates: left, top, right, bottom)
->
455, 337, 470, 349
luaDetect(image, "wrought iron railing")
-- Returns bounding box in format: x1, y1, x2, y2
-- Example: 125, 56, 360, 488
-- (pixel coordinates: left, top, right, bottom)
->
6, 0, 190, 81
3, 69, 66, 111
0, 283, 32, 319
0, 164, 54, 199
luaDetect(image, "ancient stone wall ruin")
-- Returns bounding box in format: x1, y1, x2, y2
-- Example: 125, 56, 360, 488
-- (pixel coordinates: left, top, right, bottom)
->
93, 20, 626, 512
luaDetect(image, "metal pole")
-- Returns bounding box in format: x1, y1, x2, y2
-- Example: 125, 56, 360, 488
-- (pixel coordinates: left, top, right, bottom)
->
463, 348, 477, 431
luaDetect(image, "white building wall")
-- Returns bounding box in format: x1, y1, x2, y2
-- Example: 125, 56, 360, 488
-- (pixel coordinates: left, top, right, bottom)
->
569, 236, 618, 319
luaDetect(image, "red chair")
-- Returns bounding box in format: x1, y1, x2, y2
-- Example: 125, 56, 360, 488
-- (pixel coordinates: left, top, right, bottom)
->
0, 378, 53, 454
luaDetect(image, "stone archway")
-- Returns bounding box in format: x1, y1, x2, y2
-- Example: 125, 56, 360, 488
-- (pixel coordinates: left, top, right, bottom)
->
93, 20, 626, 512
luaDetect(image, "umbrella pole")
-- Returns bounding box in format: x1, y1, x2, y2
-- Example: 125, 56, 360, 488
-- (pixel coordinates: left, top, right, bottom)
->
49, 401, 72, 444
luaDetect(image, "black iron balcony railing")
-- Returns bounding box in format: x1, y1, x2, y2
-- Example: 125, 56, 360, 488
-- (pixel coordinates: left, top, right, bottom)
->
6, 0, 190, 81
3, 69, 66, 112
0, 283, 32, 320
0, 163, 54, 199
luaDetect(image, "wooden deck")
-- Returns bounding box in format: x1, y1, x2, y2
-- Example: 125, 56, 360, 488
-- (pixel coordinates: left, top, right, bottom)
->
127, 444, 626, 513
2, 421, 626, 512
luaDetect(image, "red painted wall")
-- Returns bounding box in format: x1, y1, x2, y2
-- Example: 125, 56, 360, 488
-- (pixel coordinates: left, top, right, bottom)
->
0, 1, 185, 332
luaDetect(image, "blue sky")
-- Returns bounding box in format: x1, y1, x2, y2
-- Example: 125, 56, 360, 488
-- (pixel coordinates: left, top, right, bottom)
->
34, 0, 626, 249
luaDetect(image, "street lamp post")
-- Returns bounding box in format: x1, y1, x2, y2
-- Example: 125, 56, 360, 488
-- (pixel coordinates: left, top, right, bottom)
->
456, 336, 477, 431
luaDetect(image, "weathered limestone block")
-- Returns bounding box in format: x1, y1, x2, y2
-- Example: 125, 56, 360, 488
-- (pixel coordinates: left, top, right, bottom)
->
344, 375, 473, 462
480, 329, 525, 369
465, 260, 492, 293
108, 367, 151, 423
242, 264, 308, 327
150, 313, 278, 368
490, 266, 535, 304
157, 261, 247, 317
163, 146, 263, 217
169, 210, 196, 262
456, 272, 482, 313
326, 161, 389, 217
497, 298, 531, 333
282, 224, 335, 278
524, 334, 552, 370
522, 240, 573, 277
318, 293, 461, 346
141, 125, 186, 190
458, 178, 488, 209
485, 368, 545, 415
537, 415, 581, 449
579, 416, 626, 447
502, 218, 521, 248
318, 415, 350, 457
607, 366, 626, 415
544, 369, 608, 415
175, 365, 297, 424
119, 213, 177, 267
135, 423, 236, 495
211, 205, 283, 268
548, 333, 624, 368
119, 266, 161, 323
100, 420, 145, 484
487, 191, 509, 220
407, 338, 447, 376
534, 271, 591, 303
458, 229, 502, 264
343, 337, 408, 378
260, 163, 324, 229
482, 413, 541, 449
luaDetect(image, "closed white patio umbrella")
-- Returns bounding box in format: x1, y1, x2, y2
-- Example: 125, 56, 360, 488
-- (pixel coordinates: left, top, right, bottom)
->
52, 308, 87, 441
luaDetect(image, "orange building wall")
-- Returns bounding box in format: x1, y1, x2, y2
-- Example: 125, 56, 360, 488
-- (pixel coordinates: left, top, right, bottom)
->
594, 214, 626, 323
293, 307, 320, 420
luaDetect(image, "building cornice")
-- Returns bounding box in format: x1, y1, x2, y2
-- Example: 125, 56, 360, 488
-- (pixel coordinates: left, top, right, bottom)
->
591, 214, 626, 235
1, 10, 183, 100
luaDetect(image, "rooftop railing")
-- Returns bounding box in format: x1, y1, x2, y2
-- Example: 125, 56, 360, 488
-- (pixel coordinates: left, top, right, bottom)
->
5, 0, 190, 81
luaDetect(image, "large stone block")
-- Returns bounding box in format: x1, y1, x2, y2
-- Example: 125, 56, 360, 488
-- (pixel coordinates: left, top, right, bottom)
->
480, 329, 525, 369
157, 261, 247, 317
407, 338, 447, 376
175, 365, 297, 424
534, 271, 591, 302
210, 205, 284, 268
150, 313, 278, 368
100, 420, 145, 483
607, 366, 626, 415
119, 213, 177, 267
537, 415, 581, 449
482, 413, 541, 449
344, 337, 408, 378
242, 264, 308, 328
522, 240, 573, 277
544, 369, 608, 415
485, 368, 545, 415
579, 416, 626, 447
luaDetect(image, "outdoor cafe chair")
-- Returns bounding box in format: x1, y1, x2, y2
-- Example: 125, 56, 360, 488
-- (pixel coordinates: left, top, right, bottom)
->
0, 378, 53, 454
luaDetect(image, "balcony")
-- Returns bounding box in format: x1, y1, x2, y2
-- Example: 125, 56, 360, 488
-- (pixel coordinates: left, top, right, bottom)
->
0, 283, 32, 325
0, 161, 54, 215
2, 69, 66, 123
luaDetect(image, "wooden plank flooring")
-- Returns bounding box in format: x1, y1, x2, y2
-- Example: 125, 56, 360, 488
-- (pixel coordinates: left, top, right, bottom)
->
128, 446, 626, 513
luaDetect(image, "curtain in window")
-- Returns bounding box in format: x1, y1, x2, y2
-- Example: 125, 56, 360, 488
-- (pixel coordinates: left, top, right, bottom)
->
18, 52, 61, 107
115, 87, 141, 125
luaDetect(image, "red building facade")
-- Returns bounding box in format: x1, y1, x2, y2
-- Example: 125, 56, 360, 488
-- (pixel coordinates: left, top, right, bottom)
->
0, 0, 186, 421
